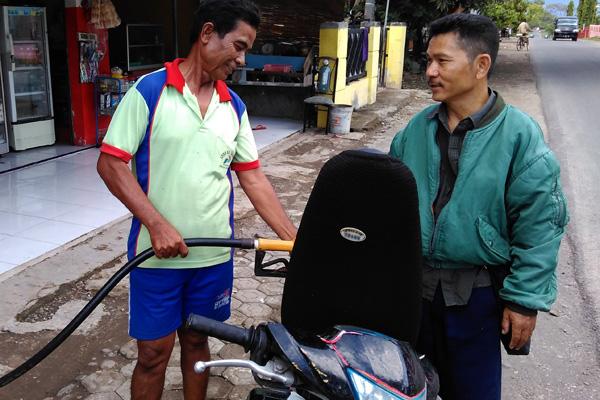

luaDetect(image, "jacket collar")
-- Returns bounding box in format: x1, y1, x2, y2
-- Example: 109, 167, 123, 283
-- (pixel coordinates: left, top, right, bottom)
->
425, 89, 505, 130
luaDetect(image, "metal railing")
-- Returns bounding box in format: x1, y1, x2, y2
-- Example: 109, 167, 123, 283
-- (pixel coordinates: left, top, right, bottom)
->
346, 27, 367, 84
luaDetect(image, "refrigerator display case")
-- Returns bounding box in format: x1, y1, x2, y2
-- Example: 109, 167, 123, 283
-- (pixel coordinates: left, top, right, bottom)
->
1, 6, 55, 151
0, 60, 7, 154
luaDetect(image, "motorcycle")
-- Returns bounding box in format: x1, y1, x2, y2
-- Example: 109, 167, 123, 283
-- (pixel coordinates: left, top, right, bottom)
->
0, 149, 440, 399
186, 149, 441, 400
187, 315, 439, 400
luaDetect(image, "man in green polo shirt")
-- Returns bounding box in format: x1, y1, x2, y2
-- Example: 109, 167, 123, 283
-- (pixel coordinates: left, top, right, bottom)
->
97, 1, 297, 399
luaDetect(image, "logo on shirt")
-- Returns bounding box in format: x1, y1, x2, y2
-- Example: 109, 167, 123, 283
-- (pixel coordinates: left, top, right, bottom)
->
220, 150, 234, 169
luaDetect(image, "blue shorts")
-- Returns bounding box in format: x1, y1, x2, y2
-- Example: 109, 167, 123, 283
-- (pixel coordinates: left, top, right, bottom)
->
129, 259, 233, 340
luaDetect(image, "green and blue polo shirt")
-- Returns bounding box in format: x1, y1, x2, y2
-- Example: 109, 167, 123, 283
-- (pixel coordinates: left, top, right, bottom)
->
100, 58, 259, 268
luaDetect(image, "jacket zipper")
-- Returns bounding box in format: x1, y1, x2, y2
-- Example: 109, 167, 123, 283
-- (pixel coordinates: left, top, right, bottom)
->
429, 145, 441, 260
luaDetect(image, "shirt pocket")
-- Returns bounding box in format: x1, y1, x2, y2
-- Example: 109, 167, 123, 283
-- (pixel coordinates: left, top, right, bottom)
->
476, 217, 511, 263
213, 136, 237, 178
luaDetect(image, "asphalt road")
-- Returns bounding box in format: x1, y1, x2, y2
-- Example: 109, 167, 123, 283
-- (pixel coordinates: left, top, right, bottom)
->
494, 36, 600, 399
530, 38, 600, 355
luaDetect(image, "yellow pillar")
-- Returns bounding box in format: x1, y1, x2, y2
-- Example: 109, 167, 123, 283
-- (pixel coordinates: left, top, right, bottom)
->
364, 23, 381, 104
385, 23, 407, 89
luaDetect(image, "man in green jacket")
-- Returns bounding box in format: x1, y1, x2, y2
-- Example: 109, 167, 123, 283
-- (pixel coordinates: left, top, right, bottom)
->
389, 13, 568, 400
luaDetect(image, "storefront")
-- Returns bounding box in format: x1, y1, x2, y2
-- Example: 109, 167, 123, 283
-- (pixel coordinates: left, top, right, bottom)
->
0, 0, 344, 169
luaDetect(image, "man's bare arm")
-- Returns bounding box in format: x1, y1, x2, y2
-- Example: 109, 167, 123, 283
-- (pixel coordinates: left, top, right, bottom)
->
236, 167, 297, 241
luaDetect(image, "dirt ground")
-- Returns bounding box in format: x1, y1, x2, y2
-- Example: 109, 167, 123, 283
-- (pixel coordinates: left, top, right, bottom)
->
401, 67, 430, 90
2, 37, 598, 400
0, 261, 132, 399
0, 39, 538, 400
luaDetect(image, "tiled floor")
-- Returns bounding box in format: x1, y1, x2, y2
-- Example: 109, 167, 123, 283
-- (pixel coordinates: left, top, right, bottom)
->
0, 147, 129, 274
0, 117, 302, 276
0, 143, 93, 174
249, 117, 303, 150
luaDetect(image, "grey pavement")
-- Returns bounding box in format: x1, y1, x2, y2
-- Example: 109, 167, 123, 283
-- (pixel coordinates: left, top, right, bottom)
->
0, 41, 563, 400
0, 87, 422, 400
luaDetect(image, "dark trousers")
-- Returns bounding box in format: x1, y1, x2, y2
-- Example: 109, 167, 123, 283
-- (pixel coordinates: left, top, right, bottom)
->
417, 285, 502, 400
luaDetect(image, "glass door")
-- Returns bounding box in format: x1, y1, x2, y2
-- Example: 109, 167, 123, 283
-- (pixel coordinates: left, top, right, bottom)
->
4, 6, 52, 123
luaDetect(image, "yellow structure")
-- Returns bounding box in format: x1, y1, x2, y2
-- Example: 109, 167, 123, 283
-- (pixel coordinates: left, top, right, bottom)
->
312, 20, 407, 128
364, 24, 381, 104
384, 23, 407, 89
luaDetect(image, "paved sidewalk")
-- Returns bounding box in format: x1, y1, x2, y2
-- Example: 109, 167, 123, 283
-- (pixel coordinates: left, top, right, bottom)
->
0, 41, 561, 399
0, 85, 424, 399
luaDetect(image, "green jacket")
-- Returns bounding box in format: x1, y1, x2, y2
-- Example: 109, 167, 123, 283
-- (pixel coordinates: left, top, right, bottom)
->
389, 94, 569, 311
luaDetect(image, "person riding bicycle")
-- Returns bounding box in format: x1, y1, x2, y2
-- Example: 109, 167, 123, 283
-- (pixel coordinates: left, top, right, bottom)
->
517, 19, 532, 44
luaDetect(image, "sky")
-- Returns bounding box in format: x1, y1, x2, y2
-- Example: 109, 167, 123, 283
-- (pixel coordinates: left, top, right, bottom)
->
547, 0, 579, 6
544, 0, 580, 14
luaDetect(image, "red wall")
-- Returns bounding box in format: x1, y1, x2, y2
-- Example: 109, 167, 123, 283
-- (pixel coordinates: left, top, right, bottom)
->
66, 5, 111, 146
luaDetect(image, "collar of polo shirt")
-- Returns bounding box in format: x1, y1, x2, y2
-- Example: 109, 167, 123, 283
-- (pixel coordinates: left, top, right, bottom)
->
164, 58, 232, 103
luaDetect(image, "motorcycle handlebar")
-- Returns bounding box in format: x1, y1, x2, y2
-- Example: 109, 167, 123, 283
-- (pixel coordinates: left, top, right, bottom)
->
186, 314, 260, 353
256, 238, 294, 252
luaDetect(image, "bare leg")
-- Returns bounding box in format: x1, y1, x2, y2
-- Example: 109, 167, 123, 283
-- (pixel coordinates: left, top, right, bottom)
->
178, 325, 211, 400
131, 332, 176, 400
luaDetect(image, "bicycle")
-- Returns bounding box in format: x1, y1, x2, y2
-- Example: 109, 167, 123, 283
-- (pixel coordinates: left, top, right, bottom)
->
516, 34, 529, 51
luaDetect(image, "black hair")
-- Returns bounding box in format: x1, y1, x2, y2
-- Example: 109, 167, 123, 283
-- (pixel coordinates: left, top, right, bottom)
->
428, 13, 499, 77
189, 0, 261, 44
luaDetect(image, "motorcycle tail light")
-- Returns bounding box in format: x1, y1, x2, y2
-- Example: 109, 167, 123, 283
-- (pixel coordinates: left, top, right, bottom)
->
348, 369, 427, 400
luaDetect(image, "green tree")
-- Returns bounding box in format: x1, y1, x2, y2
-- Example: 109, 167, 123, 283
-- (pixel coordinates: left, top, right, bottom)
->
480, 0, 529, 32
527, 3, 546, 26
576, 0, 595, 27
567, 0, 575, 16
373, 0, 492, 59
581, 0, 599, 26
526, 2, 559, 31
344, 0, 366, 22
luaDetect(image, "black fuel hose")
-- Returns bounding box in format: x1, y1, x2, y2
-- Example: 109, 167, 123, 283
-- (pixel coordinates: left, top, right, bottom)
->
0, 238, 255, 388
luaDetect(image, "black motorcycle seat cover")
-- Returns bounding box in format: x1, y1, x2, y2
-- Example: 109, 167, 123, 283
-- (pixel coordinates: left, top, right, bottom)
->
281, 149, 423, 346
